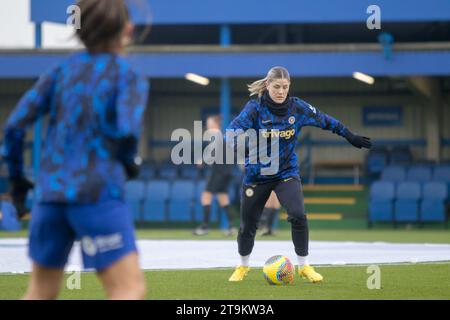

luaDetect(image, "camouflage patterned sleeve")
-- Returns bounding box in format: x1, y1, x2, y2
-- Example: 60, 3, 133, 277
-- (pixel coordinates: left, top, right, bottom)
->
225, 100, 258, 157
295, 98, 348, 137
116, 70, 149, 139
3, 69, 57, 178
115, 70, 149, 164
227, 100, 258, 132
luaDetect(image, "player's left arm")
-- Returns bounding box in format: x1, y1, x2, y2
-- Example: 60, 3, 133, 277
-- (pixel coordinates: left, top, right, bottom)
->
296, 98, 372, 149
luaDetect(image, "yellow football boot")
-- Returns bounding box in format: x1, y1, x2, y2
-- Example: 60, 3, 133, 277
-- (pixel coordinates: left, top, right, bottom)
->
298, 265, 323, 283
228, 266, 250, 282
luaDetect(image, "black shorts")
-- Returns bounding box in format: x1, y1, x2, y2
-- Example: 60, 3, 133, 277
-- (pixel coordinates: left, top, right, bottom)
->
205, 172, 233, 194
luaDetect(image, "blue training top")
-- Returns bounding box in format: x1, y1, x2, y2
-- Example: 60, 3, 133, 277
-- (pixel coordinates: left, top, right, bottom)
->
3, 51, 149, 203
227, 96, 348, 185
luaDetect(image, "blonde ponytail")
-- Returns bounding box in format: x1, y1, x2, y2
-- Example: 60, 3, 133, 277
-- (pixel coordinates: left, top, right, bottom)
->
247, 77, 268, 97
247, 66, 291, 98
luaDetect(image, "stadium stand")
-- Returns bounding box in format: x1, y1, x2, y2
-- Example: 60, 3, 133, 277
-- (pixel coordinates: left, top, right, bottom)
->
381, 165, 407, 183
369, 181, 396, 226
421, 182, 448, 222
125, 181, 146, 221
406, 165, 432, 183
394, 182, 421, 223
0, 200, 21, 231
142, 180, 170, 221
168, 180, 196, 221
369, 164, 450, 226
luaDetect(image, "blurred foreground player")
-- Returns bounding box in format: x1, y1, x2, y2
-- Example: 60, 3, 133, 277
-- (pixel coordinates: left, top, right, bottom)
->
194, 115, 237, 236
227, 66, 372, 282
3, 0, 148, 299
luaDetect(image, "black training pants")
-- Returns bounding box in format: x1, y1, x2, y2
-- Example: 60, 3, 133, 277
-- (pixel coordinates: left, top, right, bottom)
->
237, 177, 309, 256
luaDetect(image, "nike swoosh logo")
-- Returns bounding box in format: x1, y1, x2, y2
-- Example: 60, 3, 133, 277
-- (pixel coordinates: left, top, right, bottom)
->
283, 177, 293, 182
262, 120, 272, 124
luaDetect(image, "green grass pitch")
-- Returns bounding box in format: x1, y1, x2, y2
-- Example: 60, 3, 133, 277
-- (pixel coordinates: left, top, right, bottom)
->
0, 228, 449, 299
0, 263, 449, 300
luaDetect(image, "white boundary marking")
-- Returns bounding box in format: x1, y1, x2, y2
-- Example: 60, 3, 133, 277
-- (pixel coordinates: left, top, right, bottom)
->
1, 239, 450, 274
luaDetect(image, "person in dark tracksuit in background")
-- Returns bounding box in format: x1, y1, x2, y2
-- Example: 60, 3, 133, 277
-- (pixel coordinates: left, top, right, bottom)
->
194, 115, 237, 237
3, 0, 148, 299
227, 66, 371, 282
259, 191, 281, 236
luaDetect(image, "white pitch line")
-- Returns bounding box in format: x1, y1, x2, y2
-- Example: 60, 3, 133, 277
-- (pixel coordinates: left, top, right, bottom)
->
1, 238, 450, 273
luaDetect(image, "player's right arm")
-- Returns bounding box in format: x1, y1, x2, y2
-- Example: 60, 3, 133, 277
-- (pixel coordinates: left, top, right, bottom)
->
225, 100, 258, 156
2, 68, 57, 217
227, 100, 258, 132
3, 69, 57, 179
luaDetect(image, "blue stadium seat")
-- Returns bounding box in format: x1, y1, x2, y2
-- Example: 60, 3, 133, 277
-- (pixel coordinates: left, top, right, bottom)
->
415, 160, 437, 167
367, 153, 388, 175
369, 181, 395, 223
432, 165, 450, 188
406, 166, 432, 183
124, 181, 146, 221
158, 164, 179, 180
142, 180, 170, 221
366, 147, 389, 176
420, 182, 448, 222
168, 180, 195, 221
179, 165, 200, 180
381, 165, 406, 183
389, 146, 412, 165
0, 201, 21, 231
139, 164, 156, 180
195, 180, 206, 197
394, 182, 421, 222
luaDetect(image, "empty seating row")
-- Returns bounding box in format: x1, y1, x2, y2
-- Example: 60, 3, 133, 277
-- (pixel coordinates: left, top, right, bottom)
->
125, 179, 236, 222
380, 165, 450, 184
138, 163, 243, 181
366, 146, 413, 176
369, 181, 448, 224
17, 178, 238, 223
139, 164, 203, 180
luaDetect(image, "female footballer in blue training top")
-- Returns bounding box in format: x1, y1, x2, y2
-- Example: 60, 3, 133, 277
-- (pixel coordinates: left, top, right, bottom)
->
227, 66, 371, 282
3, 0, 148, 299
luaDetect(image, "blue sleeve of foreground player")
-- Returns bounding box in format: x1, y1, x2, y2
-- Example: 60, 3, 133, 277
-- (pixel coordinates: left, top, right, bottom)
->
3, 68, 57, 178
114, 68, 149, 164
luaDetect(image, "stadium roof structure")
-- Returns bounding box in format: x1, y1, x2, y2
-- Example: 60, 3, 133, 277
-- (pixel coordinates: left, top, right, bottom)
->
31, 0, 450, 25
1, 44, 450, 78
1, 0, 449, 78
2, 0, 449, 174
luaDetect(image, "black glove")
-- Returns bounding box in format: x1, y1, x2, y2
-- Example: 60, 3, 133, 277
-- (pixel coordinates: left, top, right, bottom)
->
9, 176, 34, 219
344, 130, 372, 149
123, 159, 140, 180
112, 135, 141, 180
